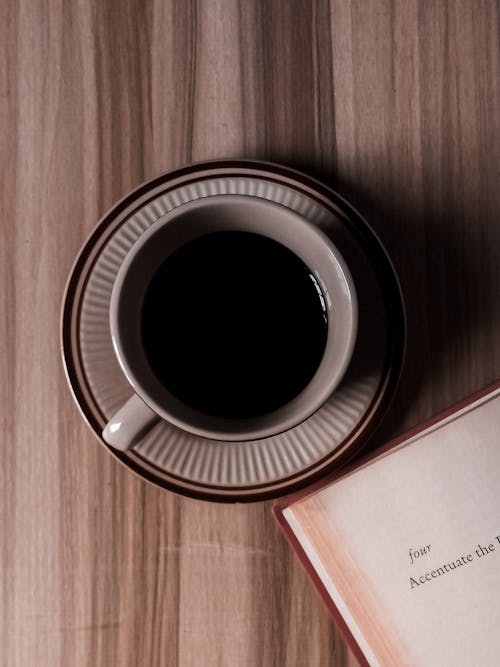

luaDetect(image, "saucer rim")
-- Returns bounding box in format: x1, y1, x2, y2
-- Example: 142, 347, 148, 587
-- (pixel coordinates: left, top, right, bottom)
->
61, 159, 406, 502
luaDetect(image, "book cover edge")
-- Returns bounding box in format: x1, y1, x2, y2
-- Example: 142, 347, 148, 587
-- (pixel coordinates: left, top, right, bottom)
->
274, 379, 500, 514
272, 378, 500, 667
273, 503, 373, 667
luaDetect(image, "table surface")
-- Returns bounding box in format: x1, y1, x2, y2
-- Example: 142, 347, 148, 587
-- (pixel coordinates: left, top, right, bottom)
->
1, 1, 499, 666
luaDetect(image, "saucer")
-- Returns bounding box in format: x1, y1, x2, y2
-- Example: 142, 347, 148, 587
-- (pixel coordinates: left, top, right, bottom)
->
61, 160, 405, 501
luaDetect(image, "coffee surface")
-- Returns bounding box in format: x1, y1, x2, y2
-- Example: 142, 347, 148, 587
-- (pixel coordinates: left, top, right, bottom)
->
141, 231, 328, 419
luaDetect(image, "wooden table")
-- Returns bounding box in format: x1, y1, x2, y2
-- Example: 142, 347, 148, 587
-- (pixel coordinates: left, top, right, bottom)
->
2, 1, 499, 665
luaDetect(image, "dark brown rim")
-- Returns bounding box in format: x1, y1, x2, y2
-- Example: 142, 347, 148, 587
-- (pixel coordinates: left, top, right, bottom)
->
61, 159, 406, 502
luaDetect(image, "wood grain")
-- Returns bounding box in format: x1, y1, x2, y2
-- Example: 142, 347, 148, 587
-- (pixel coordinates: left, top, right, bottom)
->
1, 1, 499, 665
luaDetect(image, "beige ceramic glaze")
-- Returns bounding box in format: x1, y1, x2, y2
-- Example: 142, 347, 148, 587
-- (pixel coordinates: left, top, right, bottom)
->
65, 165, 404, 497
104, 195, 358, 450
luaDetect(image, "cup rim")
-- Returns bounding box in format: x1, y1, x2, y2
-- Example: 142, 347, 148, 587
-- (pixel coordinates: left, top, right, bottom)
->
110, 194, 358, 441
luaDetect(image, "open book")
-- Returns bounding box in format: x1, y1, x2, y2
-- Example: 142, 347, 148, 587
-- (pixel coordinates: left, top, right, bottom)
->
274, 382, 500, 667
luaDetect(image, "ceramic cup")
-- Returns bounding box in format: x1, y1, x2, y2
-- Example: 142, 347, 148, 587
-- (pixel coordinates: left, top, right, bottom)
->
102, 195, 358, 450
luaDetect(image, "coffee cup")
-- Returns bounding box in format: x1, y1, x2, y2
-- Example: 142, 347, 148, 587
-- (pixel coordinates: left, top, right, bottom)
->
103, 195, 357, 450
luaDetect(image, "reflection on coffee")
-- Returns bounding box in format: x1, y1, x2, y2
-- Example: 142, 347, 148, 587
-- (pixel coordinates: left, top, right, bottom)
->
141, 231, 328, 420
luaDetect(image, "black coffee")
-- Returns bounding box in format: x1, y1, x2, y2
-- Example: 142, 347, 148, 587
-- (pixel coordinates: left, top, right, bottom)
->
141, 231, 328, 419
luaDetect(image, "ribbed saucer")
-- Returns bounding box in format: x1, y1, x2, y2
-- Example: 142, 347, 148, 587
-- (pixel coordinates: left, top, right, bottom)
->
61, 160, 405, 502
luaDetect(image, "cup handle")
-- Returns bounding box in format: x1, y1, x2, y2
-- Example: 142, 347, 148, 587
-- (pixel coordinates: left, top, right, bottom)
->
102, 394, 160, 451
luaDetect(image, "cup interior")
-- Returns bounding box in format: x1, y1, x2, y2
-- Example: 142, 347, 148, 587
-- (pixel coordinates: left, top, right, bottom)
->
110, 195, 357, 441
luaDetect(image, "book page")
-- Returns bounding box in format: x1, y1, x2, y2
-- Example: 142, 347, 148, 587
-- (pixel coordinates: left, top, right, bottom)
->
284, 389, 500, 667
